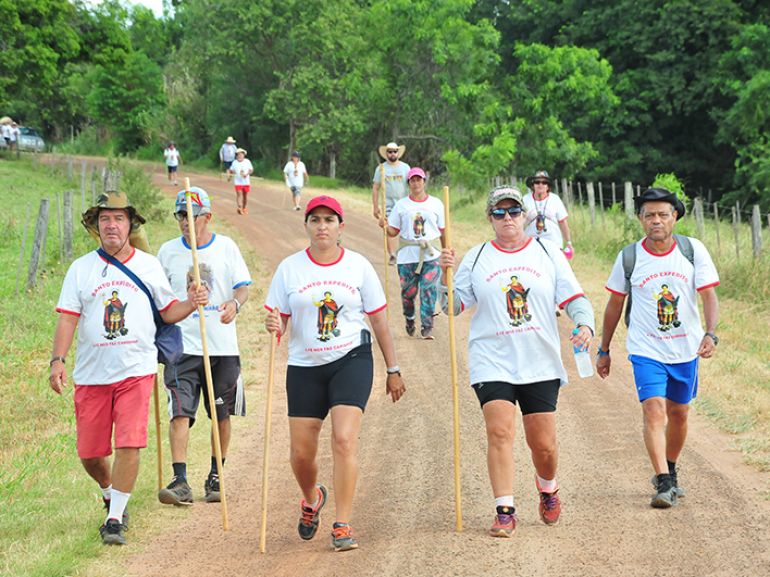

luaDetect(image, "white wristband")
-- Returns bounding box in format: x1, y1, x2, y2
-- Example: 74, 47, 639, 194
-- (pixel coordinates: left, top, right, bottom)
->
232, 297, 241, 314
386, 365, 401, 375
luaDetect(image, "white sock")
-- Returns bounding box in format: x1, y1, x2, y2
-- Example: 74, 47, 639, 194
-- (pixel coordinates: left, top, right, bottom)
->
107, 489, 130, 523
537, 475, 558, 493
100, 484, 112, 500
495, 495, 514, 509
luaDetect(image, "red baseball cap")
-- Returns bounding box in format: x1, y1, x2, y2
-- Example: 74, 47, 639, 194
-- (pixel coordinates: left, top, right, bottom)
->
305, 195, 344, 221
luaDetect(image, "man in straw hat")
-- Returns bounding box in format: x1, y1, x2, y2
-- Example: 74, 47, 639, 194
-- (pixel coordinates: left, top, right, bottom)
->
228, 147, 253, 215
49, 190, 209, 546
156, 187, 252, 506
372, 141, 410, 264
219, 136, 237, 178
597, 187, 720, 509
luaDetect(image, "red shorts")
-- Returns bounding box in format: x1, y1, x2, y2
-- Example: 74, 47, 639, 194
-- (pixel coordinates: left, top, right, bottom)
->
74, 374, 155, 459
235, 185, 250, 194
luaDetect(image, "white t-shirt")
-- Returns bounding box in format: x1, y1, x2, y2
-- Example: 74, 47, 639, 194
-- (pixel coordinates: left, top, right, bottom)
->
265, 248, 386, 367
283, 161, 307, 189
605, 237, 719, 363
157, 234, 252, 356
56, 249, 178, 385
230, 158, 253, 186
388, 195, 445, 265
372, 161, 410, 211
164, 148, 180, 167
453, 238, 585, 386
523, 193, 569, 246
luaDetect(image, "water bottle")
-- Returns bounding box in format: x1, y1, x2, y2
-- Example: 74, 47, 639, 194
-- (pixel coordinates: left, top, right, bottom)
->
572, 328, 594, 378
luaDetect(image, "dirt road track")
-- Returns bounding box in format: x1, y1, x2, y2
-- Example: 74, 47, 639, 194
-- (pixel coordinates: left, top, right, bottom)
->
123, 169, 770, 577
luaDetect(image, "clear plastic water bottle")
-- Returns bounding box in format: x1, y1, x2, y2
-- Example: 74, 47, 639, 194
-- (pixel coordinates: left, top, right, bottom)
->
572, 328, 594, 378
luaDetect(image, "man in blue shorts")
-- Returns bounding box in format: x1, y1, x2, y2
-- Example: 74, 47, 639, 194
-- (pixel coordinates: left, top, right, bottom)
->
596, 187, 720, 508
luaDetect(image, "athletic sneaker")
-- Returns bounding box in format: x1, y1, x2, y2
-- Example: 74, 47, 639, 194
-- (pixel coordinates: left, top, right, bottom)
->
489, 507, 517, 537
298, 484, 328, 540
651, 471, 685, 497
294, 205, 302, 211
100, 518, 126, 545
651, 474, 678, 508
535, 476, 561, 524
204, 473, 221, 503
331, 522, 358, 552
405, 318, 416, 337
158, 476, 193, 506
102, 498, 129, 530
420, 328, 434, 340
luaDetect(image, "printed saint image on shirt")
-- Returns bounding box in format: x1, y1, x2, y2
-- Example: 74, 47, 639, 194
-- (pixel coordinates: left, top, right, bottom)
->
502, 275, 532, 327
536, 212, 547, 233
412, 212, 426, 237
103, 290, 128, 340
186, 262, 213, 295
314, 291, 343, 341
654, 284, 681, 331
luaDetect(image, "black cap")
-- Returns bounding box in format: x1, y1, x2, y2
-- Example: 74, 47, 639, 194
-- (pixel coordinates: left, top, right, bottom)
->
634, 187, 686, 220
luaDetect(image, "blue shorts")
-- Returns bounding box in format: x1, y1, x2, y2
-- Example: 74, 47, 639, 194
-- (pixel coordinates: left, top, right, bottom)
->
629, 355, 699, 404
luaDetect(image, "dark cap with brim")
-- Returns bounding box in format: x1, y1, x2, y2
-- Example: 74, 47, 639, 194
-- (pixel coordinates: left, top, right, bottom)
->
634, 187, 686, 220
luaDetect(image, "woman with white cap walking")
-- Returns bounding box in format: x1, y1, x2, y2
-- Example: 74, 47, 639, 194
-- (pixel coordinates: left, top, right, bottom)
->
228, 148, 253, 215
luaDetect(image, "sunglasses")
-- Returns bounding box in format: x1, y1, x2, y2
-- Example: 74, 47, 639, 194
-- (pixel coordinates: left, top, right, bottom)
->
490, 206, 523, 219
387, 150, 399, 154
174, 211, 199, 222
533, 180, 549, 185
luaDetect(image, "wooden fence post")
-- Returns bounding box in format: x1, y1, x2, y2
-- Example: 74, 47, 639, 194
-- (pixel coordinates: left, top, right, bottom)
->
693, 198, 705, 238
577, 181, 583, 204
57, 192, 63, 261
26, 199, 50, 290
611, 182, 617, 206
64, 189, 73, 261
751, 204, 762, 258
587, 181, 596, 227
732, 206, 740, 259
624, 182, 634, 219
598, 181, 604, 209
562, 178, 571, 209
713, 203, 721, 255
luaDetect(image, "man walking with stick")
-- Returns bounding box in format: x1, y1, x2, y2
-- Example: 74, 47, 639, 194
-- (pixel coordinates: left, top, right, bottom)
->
49, 191, 208, 545
156, 187, 252, 505
597, 187, 720, 508
372, 141, 410, 265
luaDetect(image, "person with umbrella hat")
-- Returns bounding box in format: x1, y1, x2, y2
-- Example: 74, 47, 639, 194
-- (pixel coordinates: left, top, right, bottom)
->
49, 191, 209, 545
523, 170, 574, 260
597, 187, 720, 509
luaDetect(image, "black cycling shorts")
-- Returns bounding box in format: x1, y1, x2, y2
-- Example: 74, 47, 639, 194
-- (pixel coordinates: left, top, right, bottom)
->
286, 343, 373, 419
472, 379, 560, 415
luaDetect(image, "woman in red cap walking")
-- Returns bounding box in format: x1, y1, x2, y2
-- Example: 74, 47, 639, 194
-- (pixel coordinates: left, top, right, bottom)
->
264, 195, 406, 552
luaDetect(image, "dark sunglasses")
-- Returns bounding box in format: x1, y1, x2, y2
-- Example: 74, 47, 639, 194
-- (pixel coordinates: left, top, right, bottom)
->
173, 211, 199, 222
533, 180, 549, 185
490, 206, 523, 219
387, 150, 399, 154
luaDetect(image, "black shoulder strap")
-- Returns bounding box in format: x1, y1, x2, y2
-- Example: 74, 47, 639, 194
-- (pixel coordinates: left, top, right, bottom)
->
621, 243, 636, 327
97, 248, 162, 324
535, 237, 550, 258
471, 242, 487, 271
673, 234, 695, 265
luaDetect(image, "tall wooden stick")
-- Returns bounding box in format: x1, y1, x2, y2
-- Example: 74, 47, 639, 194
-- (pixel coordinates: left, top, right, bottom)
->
184, 178, 229, 531
380, 163, 391, 320
154, 373, 163, 491
442, 185, 463, 532
259, 333, 278, 553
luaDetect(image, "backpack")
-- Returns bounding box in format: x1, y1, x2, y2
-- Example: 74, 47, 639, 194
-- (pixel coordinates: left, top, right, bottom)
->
622, 234, 694, 327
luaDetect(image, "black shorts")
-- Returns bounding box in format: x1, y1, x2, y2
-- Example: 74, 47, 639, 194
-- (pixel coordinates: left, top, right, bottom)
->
286, 343, 373, 419
163, 354, 245, 426
222, 160, 233, 170
472, 379, 560, 415
167, 165, 178, 174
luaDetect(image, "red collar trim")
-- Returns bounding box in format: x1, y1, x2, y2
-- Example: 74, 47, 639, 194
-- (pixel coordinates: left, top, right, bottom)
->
98, 246, 136, 264
641, 238, 676, 257
305, 247, 345, 266
491, 238, 532, 254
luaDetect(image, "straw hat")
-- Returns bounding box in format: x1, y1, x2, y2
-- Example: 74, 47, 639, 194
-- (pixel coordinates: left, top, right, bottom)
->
81, 190, 150, 252
378, 141, 406, 160
236, 147, 247, 156
225, 136, 236, 144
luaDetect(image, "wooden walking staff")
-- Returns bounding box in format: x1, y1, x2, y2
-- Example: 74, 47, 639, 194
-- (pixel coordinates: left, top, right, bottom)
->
183, 177, 230, 531
442, 185, 463, 532
153, 374, 163, 491
259, 332, 278, 553
380, 162, 391, 320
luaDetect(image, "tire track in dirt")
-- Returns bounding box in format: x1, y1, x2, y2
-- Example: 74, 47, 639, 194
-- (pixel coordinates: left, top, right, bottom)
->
120, 168, 770, 577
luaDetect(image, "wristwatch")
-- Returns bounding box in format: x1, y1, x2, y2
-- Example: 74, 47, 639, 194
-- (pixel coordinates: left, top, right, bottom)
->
705, 332, 719, 345
232, 297, 242, 314
386, 365, 401, 375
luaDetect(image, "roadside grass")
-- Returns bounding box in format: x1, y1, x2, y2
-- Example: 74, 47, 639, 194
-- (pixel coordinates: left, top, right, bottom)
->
0, 156, 272, 576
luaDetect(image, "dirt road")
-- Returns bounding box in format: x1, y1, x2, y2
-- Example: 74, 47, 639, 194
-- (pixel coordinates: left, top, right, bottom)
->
123, 169, 770, 577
